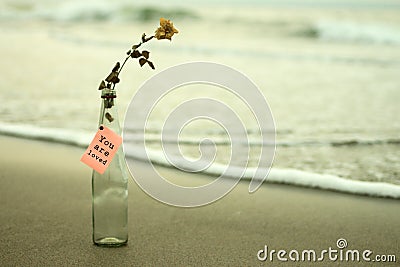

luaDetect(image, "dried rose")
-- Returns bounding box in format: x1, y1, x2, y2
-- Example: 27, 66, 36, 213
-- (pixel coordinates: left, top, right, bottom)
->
154, 18, 179, 41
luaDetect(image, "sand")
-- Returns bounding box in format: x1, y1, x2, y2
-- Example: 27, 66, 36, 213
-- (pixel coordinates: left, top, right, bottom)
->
0, 135, 399, 266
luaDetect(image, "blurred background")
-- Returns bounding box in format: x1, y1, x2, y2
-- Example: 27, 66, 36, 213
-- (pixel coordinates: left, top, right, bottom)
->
0, 0, 399, 192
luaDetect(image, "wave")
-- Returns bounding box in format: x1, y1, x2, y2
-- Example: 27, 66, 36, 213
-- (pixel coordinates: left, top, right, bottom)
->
277, 138, 400, 147
0, 122, 91, 147
1, 122, 399, 199
307, 20, 400, 45
125, 130, 400, 147
3, 1, 400, 48
0, 1, 198, 23
124, 145, 400, 199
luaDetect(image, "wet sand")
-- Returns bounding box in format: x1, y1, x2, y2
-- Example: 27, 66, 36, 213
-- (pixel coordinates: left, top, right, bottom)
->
0, 135, 399, 266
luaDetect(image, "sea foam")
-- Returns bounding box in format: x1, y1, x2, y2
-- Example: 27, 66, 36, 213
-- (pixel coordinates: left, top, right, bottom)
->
314, 20, 400, 45
0, 0, 198, 23
124, 145, 400, 199
1, 122, 399, 199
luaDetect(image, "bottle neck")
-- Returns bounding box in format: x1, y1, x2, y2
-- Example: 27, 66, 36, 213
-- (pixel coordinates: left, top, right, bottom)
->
99, 89, 121, 134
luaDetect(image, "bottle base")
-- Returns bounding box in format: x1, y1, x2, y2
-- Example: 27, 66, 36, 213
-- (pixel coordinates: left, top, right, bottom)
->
94, 237, 127, 247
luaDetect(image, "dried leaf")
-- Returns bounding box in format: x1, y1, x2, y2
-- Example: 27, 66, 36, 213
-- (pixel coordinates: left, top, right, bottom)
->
126, 50, 131, 55
130, 50, 141, 58
132, 44, 140, 50
147, 61, 155, 70
105, 99, 113, 108
98, 80, 106, 90
112, 62, 120, 72
139, 58, 147, 67
112, 76, 120, 84
105, 72, 115, 82
105, 112, 114, 122
141, 50, 150, 59
105, 71, 120, 84
141, 33, 146, 43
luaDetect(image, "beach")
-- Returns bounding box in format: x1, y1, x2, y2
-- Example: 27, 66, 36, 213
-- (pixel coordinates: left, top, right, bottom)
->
0, 135, 398, 266
1, 0, 400, 189
1, 0, 400, 265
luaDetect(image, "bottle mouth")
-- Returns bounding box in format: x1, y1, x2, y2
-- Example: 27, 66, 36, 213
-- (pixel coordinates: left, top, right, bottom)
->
101, 89, 117, 99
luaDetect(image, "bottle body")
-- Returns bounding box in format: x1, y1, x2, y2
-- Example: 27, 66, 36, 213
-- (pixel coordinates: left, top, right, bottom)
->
92, 89, 128, 246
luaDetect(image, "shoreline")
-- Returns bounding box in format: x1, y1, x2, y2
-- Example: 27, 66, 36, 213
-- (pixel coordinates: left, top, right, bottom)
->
0, 135, 399, 266
1, 124, 399, 200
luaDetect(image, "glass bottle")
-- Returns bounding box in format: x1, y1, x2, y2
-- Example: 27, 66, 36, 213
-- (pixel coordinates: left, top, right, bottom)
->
92, 88, 128, 246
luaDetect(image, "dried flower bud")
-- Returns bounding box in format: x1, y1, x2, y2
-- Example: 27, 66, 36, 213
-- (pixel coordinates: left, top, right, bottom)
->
154, 18, 179, 41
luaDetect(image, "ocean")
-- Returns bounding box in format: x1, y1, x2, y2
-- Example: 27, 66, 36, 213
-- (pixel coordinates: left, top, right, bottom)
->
0, 0, 400, 198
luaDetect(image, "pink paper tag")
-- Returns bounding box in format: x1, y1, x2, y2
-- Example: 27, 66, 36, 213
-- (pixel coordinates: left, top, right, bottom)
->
80, 125, 122, 174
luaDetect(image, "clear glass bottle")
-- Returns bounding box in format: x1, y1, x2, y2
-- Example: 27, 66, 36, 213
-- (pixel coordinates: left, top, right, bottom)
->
92, 88, 128, 246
